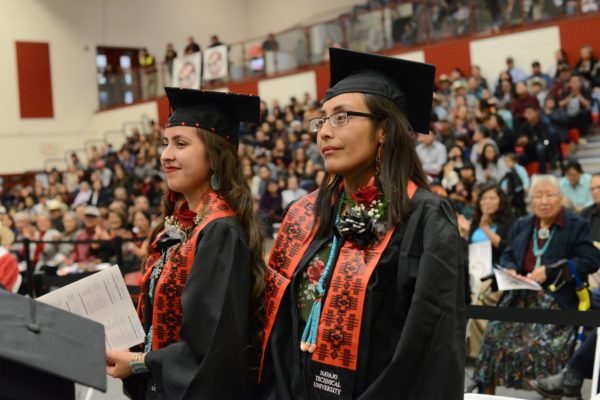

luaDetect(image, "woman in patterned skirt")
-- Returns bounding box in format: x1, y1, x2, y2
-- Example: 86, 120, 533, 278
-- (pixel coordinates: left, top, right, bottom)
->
474, 174, 600, 394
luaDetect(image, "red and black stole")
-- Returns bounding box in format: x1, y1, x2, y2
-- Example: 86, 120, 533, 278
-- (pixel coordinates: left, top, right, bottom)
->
138, 192, 235, 350
261, 182, 417, 398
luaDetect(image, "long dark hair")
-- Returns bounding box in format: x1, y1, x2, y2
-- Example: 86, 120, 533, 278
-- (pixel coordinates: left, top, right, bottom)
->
313, 93, 429, 239
469, 182, 512, 240
148, 129, 265, 343
479, 143, 499, 170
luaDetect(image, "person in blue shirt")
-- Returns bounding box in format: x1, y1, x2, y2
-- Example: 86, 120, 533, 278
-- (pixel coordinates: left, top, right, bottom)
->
559, 160, 594, 212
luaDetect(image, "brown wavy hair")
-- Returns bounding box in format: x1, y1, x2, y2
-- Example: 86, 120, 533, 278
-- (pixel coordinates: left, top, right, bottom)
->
147, 128, 265, 345
314, 93, 429, 239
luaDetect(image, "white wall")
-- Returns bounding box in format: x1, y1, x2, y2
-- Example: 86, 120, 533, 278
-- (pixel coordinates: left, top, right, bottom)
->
0, 0, 251, 174
470, 26, 560, 90
0, 0, 158, 173
258, 71, 317, 108
0, 0, 102, 173
100, 0, 250, 59
0, 0, 101, 135
0, 101, 157, 174
85, 102, 158, 150
391, 50, 425, 63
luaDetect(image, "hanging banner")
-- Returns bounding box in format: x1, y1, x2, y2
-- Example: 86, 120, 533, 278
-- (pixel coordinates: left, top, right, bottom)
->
171, 52, 202, 89
203, 45, 228, 81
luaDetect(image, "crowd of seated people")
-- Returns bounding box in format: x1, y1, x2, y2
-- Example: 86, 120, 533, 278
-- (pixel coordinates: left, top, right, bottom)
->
1, 44, 600, 394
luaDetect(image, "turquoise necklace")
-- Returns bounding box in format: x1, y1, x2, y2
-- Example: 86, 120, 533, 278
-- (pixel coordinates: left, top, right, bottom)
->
300, 192, 345, 353
532, 226, 556, 268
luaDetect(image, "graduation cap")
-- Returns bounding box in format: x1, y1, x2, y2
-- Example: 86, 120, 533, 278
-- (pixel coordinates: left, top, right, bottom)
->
322, 47, 436, 134
0, 291, 106, 400
164, 87, 261, 148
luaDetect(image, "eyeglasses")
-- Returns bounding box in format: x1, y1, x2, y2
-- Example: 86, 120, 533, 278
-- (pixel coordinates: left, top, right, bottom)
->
530, 193, 562, 201
308, 111, 382, 133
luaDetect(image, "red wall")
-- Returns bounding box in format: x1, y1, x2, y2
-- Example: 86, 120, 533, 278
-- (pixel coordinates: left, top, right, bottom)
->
314, 63, 331, 101
15, 41, 54, 118
424, 38, 471, 77
156, 95, 170, 128
558, 13, 600, 67
228, 80, 259, 96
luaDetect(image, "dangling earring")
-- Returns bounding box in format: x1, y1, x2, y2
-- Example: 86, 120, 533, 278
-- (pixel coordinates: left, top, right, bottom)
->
210, 161, 220, 191
375, 143, 384, 176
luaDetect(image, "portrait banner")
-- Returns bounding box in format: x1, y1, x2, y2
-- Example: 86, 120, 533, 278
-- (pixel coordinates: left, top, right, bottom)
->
172, 52, 202, 89
203, 45, 228, 81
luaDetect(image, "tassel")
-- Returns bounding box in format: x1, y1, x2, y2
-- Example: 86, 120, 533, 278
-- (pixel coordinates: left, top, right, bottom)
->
300, 298, 321, 353
299, 191, 345, 354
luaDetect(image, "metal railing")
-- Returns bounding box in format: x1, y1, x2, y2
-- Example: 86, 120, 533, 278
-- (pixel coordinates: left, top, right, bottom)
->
15, 236, 146, 298
95, 0, 600, 109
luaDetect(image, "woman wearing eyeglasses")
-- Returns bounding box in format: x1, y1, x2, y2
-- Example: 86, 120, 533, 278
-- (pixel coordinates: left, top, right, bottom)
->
473, 174, 600, 395
258, 48, 465, 400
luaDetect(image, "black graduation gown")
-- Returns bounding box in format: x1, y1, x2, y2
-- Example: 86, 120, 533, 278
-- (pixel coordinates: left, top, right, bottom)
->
260, 189, 466, 400
124, 217, 260, 400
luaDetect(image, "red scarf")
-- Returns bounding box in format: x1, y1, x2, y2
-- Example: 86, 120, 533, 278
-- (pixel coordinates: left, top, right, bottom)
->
138, 192, 235, 350
260, 182, 418, 377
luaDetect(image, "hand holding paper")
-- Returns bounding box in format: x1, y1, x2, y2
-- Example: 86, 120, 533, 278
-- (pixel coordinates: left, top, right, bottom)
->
37, 265, 145, 350
494, 266, 543, 291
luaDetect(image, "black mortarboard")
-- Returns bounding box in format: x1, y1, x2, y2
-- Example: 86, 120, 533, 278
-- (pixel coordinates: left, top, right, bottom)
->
164, 87, 260, 148
322, 48, 435, 134
0, 291, 106, 400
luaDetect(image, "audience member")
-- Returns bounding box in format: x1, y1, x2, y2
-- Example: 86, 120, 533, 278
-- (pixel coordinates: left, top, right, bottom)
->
559, 160, 594, 212
138, 48, 157, 99
164, 43, 177, 78
281, 175, 307, 210
474, 175, 600, 394
475, 143, 508, 183
517, 105, 554, 173
575, 45, 597, 84
416, 132, 448, 178
67, 206, 111, 268
505, 56, 527, 83
526, 60, 553, 89
501, 153, 528, 216
27, 212, 60, 272
184, 36, 201, 55
558, 74, 593, 137
208, 35, 224, 48
262, 33, 279, 53
581, 174, 600, 241
465, 183, 515, 359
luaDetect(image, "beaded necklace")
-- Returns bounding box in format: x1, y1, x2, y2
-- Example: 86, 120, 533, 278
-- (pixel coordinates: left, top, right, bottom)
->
532, 226, 556, 268
143, 202, 207, 352
300, 192, 345, 353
